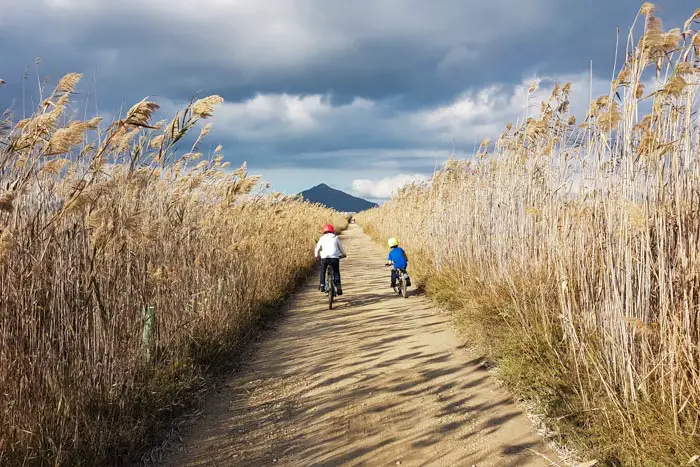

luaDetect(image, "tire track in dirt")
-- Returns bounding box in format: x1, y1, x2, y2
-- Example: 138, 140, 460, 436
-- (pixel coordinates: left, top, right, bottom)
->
162, 224, 561, 466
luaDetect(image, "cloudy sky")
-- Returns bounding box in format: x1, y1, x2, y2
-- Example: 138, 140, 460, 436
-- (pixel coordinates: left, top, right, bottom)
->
1, 1, 697, 199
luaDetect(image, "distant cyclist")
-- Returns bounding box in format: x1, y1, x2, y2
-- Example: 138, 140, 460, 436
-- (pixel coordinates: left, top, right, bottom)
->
315, 224, 346, 295
386, 237, 410, 289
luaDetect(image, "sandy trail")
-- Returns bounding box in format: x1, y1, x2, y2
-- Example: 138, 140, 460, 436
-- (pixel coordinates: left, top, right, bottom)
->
163, 224, 560, 466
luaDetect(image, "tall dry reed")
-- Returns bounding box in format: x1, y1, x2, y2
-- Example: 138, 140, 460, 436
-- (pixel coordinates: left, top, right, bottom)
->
0, 75, 346, 465
359, 5, 700, 464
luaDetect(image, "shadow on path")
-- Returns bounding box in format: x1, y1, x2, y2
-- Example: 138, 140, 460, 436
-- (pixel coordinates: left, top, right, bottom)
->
161, 225, 560, 467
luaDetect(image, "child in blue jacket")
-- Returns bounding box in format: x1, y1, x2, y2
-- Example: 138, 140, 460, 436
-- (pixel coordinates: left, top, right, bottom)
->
386, 237, 410, 288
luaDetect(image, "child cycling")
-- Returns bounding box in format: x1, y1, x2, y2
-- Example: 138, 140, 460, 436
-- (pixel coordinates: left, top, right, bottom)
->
315, 224, 346, 295
386, 237, 410, 289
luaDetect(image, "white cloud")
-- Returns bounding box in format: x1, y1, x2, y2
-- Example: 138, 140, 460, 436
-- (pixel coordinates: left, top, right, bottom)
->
352, 174, 430, 199
219, 94, 331, 135
185, 72, 610, 148
155, 93, 377, 141
152, 71, 617, 164
414, 72, 616, 145
211, 93, 377, 140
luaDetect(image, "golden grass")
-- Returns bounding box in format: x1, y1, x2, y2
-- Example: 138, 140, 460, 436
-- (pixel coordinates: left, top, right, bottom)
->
0, 76, 346, 465
358, 5, 700, 465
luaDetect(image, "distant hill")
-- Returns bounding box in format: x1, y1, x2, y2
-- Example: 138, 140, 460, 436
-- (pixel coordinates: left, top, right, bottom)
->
299, 183, 378, 212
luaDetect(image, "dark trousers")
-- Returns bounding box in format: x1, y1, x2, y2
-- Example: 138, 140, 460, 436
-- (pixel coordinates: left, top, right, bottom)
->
320, 258, 341, 288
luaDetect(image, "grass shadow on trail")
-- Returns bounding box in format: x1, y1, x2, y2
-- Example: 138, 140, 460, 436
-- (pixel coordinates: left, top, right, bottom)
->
161, 225, 553, 467
334, 292, 387, 308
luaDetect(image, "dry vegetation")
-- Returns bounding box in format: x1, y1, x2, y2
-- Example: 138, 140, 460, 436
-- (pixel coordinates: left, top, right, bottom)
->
0, 75, 345, 465
358, 5, 700, 465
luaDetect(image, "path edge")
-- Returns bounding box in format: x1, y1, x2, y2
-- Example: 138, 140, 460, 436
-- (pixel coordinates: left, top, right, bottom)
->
140, 226, 351, 466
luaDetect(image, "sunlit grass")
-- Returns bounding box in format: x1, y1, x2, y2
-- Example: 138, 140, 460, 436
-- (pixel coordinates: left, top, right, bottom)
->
358, 4, 700, 464
0, 75, 346, 465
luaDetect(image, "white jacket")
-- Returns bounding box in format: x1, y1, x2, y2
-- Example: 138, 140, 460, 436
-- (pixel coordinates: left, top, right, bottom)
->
315, 233, 346, 259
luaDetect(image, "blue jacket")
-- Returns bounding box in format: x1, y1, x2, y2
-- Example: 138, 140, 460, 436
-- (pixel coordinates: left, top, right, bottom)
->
387, 247, 408, 269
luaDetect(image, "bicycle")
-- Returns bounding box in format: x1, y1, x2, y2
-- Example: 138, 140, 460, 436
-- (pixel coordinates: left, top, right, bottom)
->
385, 262, 409, 298
321, 255, 345, 310
324, 262, 337, 309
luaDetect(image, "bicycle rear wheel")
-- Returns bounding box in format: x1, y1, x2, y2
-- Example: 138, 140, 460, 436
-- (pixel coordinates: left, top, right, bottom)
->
400, 276, 407, 298
325, 265, 334, 309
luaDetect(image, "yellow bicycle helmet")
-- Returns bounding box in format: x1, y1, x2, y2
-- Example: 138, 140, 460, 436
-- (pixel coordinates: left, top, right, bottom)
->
388, 237, 399, 248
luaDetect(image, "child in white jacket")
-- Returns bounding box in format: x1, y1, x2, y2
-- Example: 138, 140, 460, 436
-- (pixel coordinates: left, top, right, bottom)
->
315, 224, 346, 295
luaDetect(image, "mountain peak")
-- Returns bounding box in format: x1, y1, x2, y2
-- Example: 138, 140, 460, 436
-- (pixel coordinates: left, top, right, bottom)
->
299, 183, 377, 212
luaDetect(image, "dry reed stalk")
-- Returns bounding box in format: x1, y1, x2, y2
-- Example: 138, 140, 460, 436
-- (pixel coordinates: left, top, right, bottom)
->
358, 5, 700, 464
0, 77, 346, 465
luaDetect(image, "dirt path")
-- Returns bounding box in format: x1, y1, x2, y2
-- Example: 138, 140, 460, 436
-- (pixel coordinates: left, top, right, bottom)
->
163, 225, 561, 466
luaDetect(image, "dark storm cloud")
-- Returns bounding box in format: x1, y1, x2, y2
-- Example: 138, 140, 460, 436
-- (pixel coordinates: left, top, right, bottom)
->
1, 0, 698, 194
1, 1, 695, 108
2, 0, 555, 106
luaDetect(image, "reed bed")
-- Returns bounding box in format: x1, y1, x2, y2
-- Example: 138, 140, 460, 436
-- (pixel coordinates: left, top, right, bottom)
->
358, 5, 700, 464
0, 75, 346, 465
